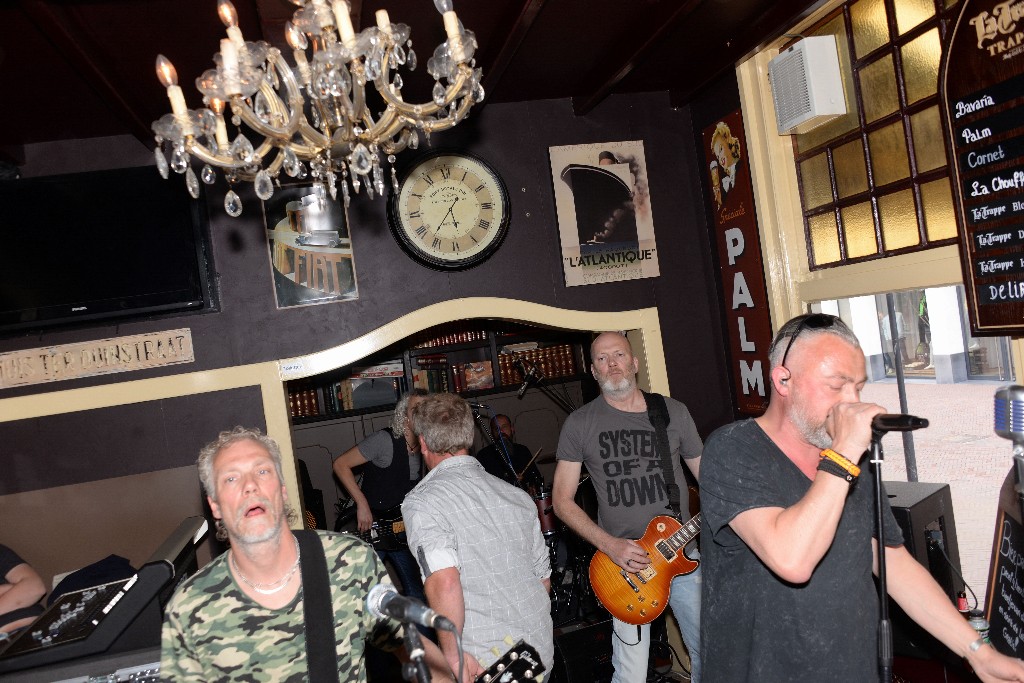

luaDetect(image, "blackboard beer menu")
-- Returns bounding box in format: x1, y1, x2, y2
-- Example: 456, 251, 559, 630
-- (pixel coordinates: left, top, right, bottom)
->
942, 0, 1024, 335
986, 470, 1024, 656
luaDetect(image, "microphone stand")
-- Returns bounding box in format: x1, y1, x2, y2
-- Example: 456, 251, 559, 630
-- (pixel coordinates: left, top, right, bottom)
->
870, 431, 892, 683
401, 623, 431, 683
515, 360, 578, 414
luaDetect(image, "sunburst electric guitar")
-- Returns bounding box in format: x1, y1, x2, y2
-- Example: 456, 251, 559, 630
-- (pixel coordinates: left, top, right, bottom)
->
589, 513, 701, 625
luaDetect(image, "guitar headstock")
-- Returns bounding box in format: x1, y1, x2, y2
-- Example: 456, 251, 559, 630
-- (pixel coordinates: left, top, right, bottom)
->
475, 639, 544, 683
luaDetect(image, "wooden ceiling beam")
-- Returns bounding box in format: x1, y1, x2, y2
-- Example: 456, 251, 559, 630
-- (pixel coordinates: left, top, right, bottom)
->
571, 0, 703, 116
479, 0, 548, 98
17, 0, 154, 147
665, 0, 821, 107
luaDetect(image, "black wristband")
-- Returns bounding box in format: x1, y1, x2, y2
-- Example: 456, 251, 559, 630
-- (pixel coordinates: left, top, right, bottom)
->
817, 456, 856, 482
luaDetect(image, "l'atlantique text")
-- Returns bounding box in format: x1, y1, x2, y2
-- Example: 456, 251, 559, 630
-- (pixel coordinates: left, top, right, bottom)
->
565, 248, 656, 268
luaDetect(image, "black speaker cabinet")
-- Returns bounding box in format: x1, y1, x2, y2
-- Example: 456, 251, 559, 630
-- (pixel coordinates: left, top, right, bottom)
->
549, 618, 613, 683
885, 480, 968, 669
884, 480, 965, 601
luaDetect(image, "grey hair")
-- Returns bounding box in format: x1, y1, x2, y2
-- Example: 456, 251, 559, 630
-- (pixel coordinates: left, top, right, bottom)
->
767, 314, 860, 370
411, 393, 475, 455
197, 426, 285, 502
391, 388, 430, 435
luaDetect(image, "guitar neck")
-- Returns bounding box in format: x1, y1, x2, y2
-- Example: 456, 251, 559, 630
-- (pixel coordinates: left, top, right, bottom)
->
669, 513, 701, 546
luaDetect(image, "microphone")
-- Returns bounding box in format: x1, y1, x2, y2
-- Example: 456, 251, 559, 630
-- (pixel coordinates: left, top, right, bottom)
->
468, 402, 490, 412
995, 385, 1024, 446
871, 413, 929, 434
366, 583, 455, 631
517, 363, 537, 398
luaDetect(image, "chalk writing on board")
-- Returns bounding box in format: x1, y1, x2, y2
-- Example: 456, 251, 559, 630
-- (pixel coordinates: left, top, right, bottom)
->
990, 512, 1024, 654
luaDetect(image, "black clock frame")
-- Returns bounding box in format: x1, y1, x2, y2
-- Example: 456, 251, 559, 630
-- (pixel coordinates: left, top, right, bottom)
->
386, 149, 511, 271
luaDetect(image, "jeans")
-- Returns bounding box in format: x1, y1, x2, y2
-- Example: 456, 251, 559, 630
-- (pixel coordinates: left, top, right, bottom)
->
611, 561, 701, 683
377, 547, 435, 641
377, 547, 426, 602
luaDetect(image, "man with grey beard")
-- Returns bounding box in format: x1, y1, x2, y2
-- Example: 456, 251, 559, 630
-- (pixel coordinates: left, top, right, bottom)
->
699, 314, 1024, 682
553, 331, 703, 682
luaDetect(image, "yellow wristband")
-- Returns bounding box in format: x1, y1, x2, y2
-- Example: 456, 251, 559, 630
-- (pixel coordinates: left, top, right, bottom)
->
820, 448, 860, 478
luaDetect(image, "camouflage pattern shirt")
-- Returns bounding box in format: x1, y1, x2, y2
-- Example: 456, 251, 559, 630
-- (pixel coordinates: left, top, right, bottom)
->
160, 531, 401, 682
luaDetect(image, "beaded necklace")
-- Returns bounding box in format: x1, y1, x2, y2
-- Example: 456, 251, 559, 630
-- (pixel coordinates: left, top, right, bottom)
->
230, 535, 301, 595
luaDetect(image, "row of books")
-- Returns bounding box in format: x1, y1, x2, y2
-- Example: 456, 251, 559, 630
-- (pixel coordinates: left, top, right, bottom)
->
411, 322, 489, 349
289, 388, 322, 418
498, 344, 579, 385
288, 341, 581, 420
411, 367, 451, 393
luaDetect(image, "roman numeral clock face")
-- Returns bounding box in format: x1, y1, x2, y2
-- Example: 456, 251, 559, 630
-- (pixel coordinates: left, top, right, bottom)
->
388, 151, 510, 270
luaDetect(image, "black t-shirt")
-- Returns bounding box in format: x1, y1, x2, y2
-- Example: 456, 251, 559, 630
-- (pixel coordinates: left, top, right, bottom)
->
475, 442, 544, 492
699, 419, 904, 683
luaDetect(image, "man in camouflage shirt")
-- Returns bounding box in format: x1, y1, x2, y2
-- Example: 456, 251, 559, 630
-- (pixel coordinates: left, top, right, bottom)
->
160, 427, 450, 682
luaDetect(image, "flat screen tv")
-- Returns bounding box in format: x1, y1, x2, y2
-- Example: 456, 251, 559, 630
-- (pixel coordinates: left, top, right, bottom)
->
0, 166, 214, 334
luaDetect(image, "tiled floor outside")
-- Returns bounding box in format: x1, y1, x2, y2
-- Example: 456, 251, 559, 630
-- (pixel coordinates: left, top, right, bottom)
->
860, 380, 1014, 610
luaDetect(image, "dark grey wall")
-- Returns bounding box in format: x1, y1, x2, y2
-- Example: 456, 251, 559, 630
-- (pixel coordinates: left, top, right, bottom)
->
0, 91, 735, 492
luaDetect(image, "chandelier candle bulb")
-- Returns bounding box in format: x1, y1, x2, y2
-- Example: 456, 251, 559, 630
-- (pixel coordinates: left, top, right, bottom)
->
375, 9, 391, 34
332, 0, 357, 48
217, 0, 238, 29
217, 1, 246, 49
284, 23, 311, 85
155, 56, 191, 134
442, 11, 464, 62
210, 99, 230, 149
219, 39, 241, 95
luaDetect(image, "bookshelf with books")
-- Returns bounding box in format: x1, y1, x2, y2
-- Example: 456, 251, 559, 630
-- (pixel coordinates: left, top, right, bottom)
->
287, 321, 589, 423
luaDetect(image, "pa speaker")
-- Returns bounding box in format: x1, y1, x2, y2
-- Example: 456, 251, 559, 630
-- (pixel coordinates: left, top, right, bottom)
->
885, 481, 967, 667
884, 480, 964, 601
550, 618, 613, 683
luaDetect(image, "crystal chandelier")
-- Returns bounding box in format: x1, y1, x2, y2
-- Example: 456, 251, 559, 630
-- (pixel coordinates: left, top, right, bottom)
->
151, 0, 483, 217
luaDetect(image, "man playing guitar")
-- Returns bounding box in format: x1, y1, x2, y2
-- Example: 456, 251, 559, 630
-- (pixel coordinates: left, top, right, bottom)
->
552, 332, 703, 683
333, 389, 430, 617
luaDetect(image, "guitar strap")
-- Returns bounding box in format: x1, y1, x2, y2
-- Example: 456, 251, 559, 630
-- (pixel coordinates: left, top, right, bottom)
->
296, 530, 341, 683
644, 391, 682, 520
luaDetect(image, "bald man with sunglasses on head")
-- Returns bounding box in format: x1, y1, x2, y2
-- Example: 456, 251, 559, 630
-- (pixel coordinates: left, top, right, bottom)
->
699, 313, 1024, 682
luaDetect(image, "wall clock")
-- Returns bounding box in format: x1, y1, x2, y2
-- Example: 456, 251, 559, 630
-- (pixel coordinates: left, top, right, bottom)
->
387, 151, 510, 270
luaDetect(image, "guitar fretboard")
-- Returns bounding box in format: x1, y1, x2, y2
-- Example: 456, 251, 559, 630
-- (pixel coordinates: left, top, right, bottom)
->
655, 513, 701, 561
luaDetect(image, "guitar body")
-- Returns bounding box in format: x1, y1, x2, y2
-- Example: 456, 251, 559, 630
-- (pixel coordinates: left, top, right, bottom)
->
337, 504, 407, 551
589, 514, 701, 625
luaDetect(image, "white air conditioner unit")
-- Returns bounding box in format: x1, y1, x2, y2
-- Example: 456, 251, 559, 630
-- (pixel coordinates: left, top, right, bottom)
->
768, 36, 847, 135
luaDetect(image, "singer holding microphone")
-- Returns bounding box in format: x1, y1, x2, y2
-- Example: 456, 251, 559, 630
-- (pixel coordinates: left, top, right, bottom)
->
699, 314, 1024, 682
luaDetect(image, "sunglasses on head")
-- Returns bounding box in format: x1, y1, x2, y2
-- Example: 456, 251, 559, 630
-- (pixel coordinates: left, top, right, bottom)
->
779, 313, 839, 369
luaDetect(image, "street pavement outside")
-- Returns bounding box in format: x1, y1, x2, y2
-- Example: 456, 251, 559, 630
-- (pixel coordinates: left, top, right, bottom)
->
860, 380, 1014, 611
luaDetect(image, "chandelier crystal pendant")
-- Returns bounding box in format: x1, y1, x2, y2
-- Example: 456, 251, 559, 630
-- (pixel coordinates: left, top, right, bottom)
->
151, 0, 483, 217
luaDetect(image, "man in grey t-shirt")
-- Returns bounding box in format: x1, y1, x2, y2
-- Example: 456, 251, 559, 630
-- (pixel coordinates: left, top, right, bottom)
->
553, 332, 702, 683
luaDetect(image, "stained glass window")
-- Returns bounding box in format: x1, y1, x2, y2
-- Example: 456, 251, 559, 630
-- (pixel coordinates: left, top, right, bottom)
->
791, 0, 960, 269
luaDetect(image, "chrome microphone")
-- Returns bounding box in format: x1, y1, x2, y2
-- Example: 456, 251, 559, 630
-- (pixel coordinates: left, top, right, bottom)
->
994, 385, 1024, 447
366, 583, 455, 631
